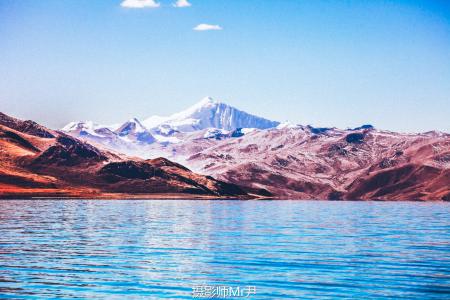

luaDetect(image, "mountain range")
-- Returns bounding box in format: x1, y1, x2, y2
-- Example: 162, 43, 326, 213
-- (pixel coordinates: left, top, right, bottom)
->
0, 112, 249, 199
1, 97, 449, 200
61, 97, 450, 200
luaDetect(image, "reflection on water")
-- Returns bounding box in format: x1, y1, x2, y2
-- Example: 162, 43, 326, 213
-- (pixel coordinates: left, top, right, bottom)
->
0, 200, 449, 299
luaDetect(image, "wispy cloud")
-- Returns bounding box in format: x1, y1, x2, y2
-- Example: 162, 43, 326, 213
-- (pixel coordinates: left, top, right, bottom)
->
121, 0, 160, 8
193, 24, 222, 31
173, 0, 191, 8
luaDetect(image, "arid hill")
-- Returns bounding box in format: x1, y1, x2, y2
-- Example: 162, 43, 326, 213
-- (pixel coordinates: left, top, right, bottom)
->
152, 126, 450, 200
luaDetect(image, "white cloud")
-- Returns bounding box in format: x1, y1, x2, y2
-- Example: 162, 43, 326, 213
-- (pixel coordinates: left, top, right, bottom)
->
121, 0, 160, 8
173, 0, 191, 7
193, 24, 222, 31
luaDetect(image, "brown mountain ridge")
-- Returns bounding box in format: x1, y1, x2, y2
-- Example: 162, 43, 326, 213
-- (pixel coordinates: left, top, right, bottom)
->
149, 125, 450, 200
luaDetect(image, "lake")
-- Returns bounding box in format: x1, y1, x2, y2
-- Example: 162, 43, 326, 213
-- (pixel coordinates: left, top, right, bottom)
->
0, 200, 449, 299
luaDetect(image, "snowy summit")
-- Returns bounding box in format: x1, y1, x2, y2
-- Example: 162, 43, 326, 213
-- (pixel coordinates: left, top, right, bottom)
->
143, 97, 280, 132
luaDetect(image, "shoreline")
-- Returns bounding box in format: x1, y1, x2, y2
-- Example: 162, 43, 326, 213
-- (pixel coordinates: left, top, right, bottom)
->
0, 194, 447, 201
0, 190, 267, 200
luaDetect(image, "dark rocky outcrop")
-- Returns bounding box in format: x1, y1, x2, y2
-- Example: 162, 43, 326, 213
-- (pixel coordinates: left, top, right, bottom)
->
230, 128, 244, 138
353, 124, 374, 131
308, 125, 332, 134
99, 161, 160, 180
345, 132, 365, 144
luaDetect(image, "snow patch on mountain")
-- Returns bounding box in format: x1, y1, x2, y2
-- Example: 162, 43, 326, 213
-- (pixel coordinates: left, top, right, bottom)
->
276, 121, 300, 129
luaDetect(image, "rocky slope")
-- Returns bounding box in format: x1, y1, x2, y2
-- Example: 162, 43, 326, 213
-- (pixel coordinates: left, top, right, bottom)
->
153, 126, 450, 200
0, 112, 248, 199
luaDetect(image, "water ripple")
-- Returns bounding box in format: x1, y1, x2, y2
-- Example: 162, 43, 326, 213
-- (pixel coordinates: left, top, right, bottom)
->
0, 200, 449, 299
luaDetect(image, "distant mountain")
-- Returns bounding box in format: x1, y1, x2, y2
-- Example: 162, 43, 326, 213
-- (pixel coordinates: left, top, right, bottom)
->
62, 120, 132, 152
142, 97, 280, 132
115, 118, 156, 144
62, 97, 280, 155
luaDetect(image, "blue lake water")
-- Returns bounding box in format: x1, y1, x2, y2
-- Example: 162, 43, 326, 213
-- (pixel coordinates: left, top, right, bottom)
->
0, 200, 449, 299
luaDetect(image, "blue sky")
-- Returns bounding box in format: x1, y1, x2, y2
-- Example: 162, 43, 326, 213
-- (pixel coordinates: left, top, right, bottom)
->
1, 0, 449, 132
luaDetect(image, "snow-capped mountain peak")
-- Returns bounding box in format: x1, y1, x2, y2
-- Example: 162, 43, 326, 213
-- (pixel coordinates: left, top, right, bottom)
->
143, 96, 280, 132
62, 120, 120, 132
60, 121, 116, 138
114, 117, 155, 144
62, 121, 99, 132
115, 118, 147, 136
